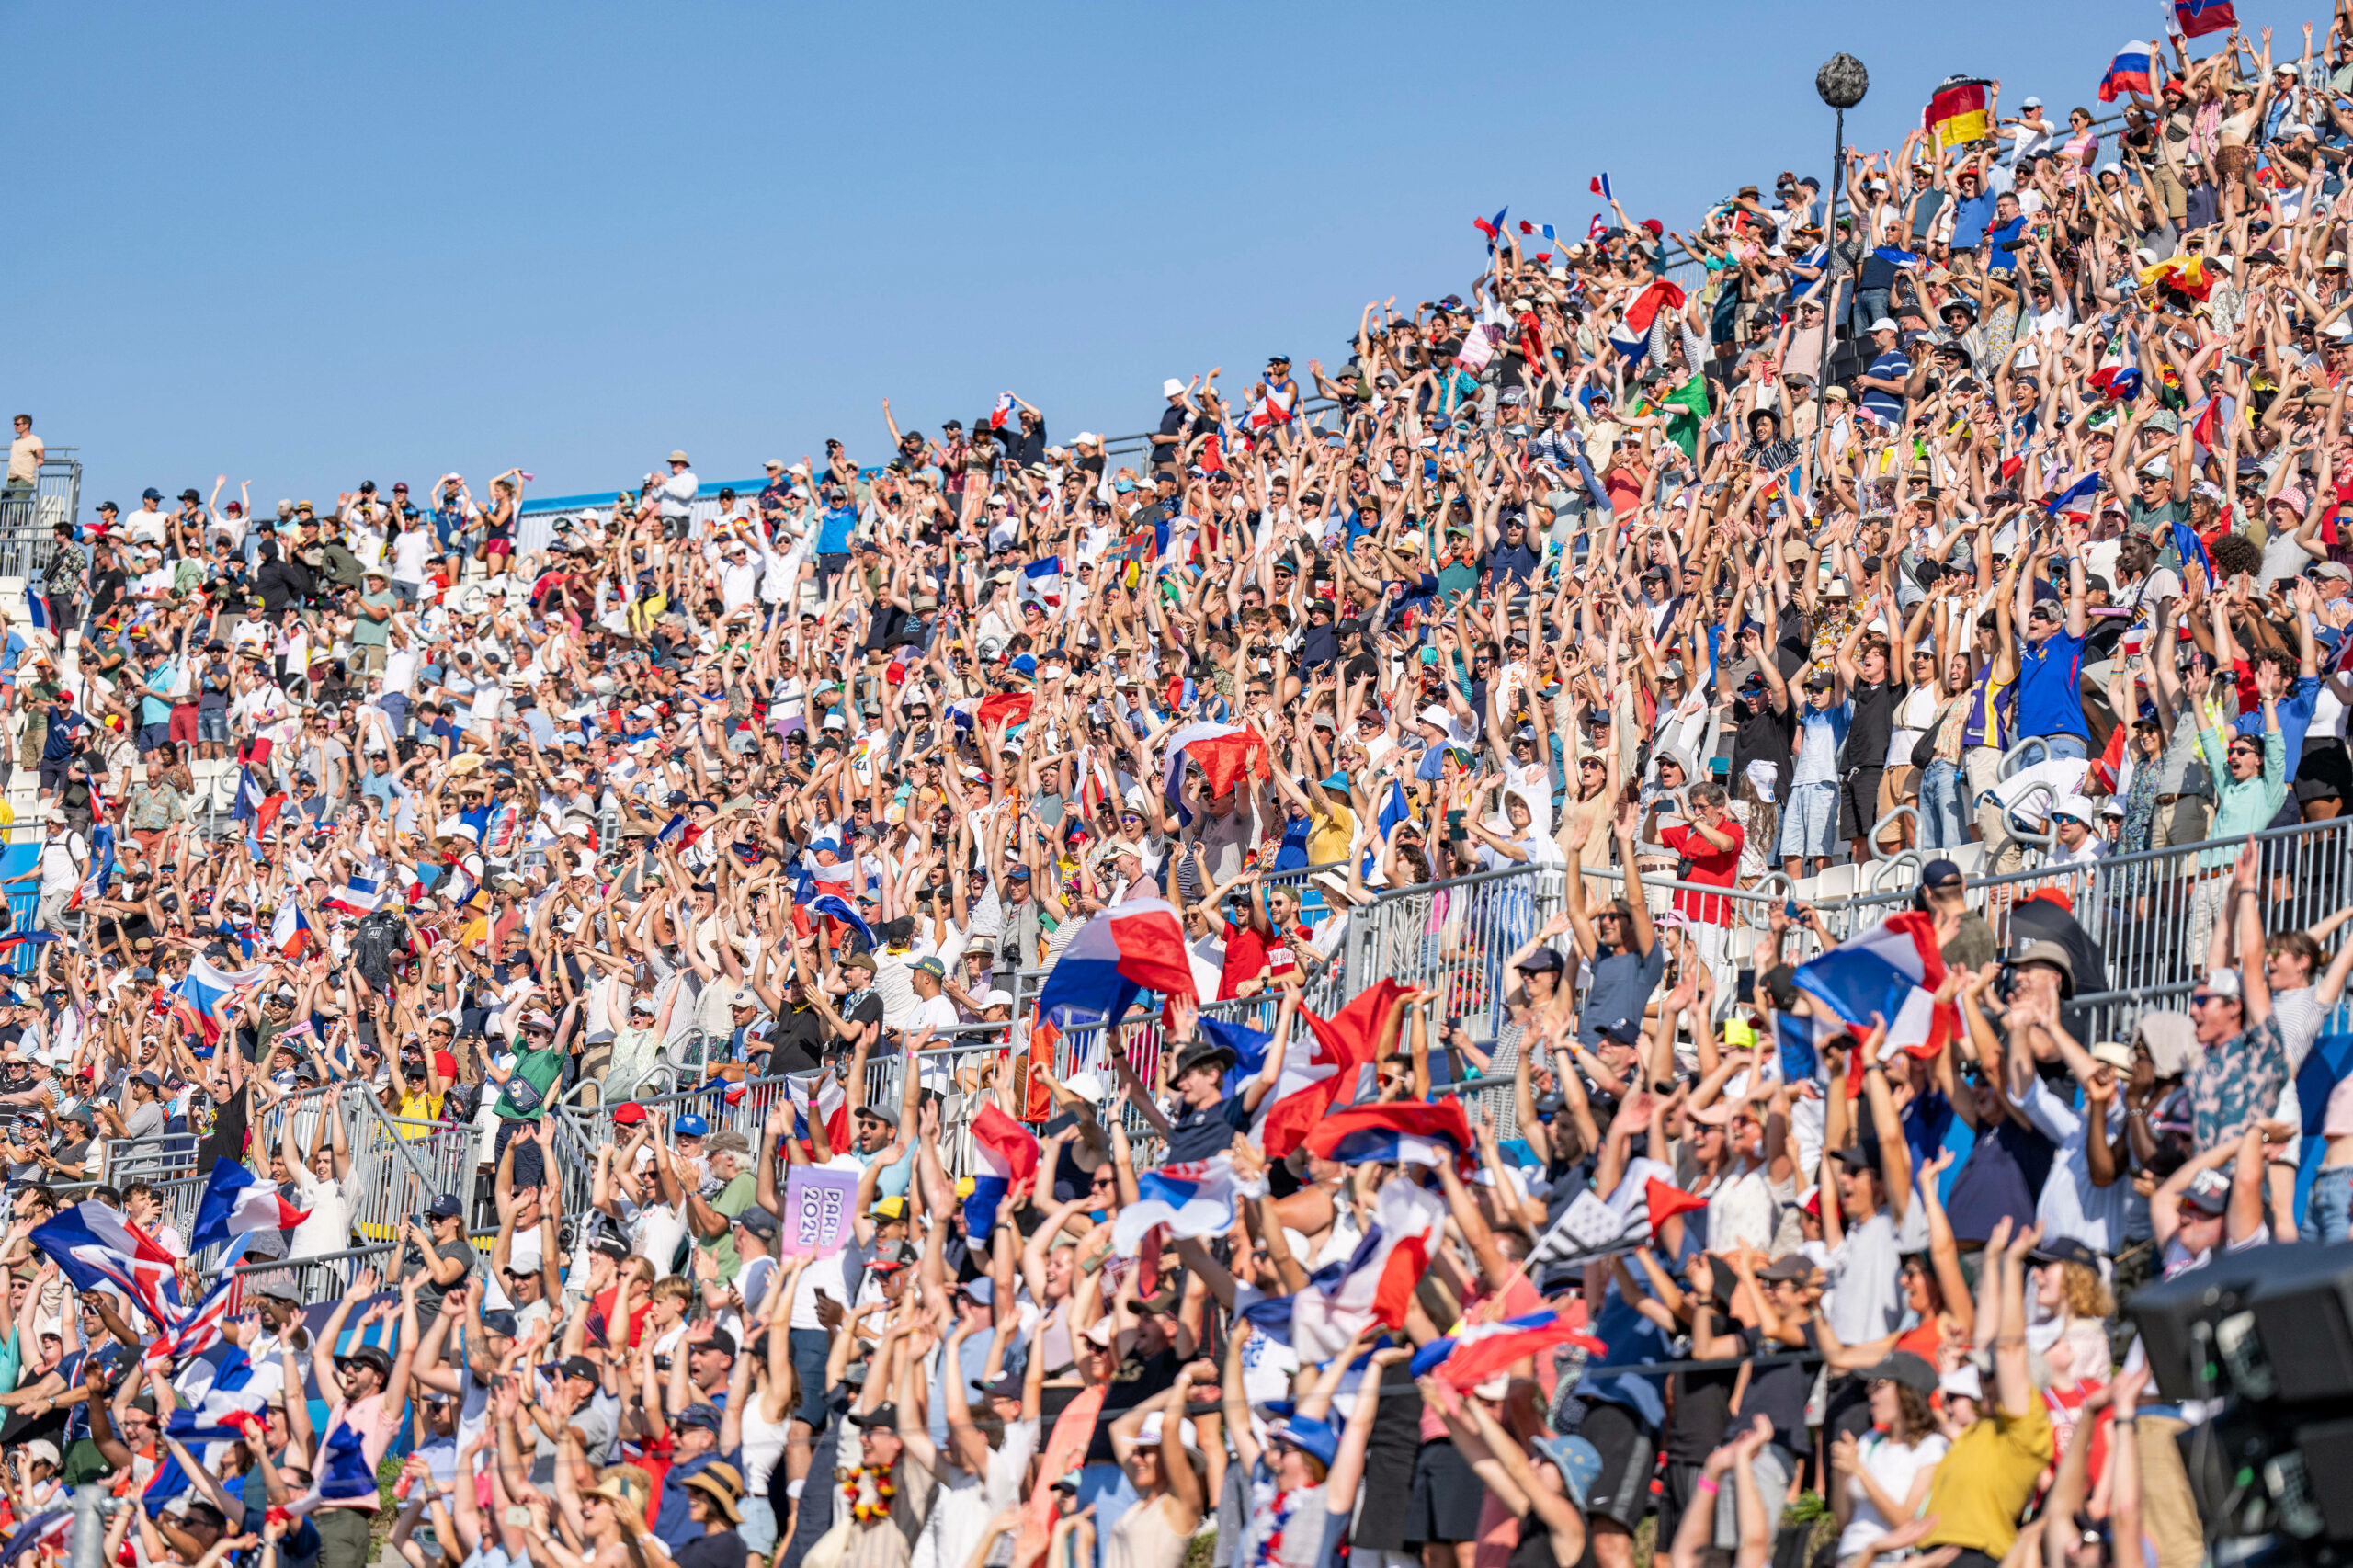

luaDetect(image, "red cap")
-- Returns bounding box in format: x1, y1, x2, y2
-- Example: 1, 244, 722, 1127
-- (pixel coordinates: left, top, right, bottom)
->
611, 1104, 649, 1126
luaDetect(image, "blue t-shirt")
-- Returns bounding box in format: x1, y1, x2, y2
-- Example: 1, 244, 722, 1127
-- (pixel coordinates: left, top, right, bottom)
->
1790, 699, 1853, 788
815, 505, 858, 556
1859, 349, 1912, 427
1951, 190, 1999, 249
1986, 216, 2029, 274
2016, 628, 2089, 738
2234, 674, 2322, 757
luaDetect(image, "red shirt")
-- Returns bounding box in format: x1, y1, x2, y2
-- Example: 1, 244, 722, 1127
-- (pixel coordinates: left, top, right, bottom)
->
1660, 819, 1745, 925
1218, 919, 1272, 999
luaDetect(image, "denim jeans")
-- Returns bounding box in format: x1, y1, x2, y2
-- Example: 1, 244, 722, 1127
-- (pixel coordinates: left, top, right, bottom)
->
2025, 732, 2090, 763
1919, 758, 1969, 850
2304, 1164, 2353, 1243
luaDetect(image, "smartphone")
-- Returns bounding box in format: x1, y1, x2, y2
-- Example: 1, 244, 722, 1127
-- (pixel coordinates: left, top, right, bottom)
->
1784, 899, 1801, 919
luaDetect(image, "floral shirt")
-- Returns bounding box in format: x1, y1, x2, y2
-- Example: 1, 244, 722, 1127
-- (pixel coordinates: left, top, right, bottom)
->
2188, 1011, 2288, 1150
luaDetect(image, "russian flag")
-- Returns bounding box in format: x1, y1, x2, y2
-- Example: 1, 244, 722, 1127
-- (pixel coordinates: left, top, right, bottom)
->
323, 874, 382, 915
990, 391, 1017, 430
28, 1200, 184, 1328
1239, 1175, 1446, 1359
1304, 1100, 1472, 1168
1791, 910, 1955, 1059
2101, 40, 2155, 102
1160, 721, 1272, 808
1111, 1156, 1242, 1255
1261, 978, 1411, 1159
1034, 899, 1196, 1028
189, 1158, 309, 1256
270, 901, 313, 960
1589, 174, 1613, 202
2172, 0, 2235, 40
963, 1103, 1039, 1236
176, 955, 268, 1028
786, 1070, 852, 1153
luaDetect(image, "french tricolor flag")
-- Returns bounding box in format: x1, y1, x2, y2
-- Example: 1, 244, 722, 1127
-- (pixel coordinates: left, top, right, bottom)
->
1427, 1308, 1607, 1392
1160, 721, 1272, 810
189, 1157, 309, 1256
324, 873, 382, 915
1034, 899, 1196, 1029
787, 1070, 852, 1153
1261, 979, 1411, 1159
1304, 1100, 1472, 1168
963, 1103, 1040, 1236
24, 592, 53, 639
2100, 40, 2155, 103
270, 901, 313, 960
1111, 1156, 1241, 1255
1589, 173, 1614, 202
990, 391, 1017, 430
1791, 910, 1956, 1059
1239, 1175, 1446, 1359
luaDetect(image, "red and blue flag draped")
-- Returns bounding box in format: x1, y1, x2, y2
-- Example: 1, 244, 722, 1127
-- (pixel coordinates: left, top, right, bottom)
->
1034, 899, 1196, 1028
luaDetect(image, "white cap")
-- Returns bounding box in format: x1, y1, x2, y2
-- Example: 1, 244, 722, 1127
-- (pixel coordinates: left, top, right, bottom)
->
1162, 378, 1187, 398
1869, 316, 1899, 334
1134, 1412, 1200, 1451
2021, 95, 2043, 108
1063, 1071, 1105, 1105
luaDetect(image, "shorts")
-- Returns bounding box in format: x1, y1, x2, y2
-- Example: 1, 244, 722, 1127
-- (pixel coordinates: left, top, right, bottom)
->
1838, 766, 1884, 841
198, 708, 231, 744
1778, 779, 1838, 860
348, 642, 387, 676
737, 1494, 776, 1555
483, 535, 513, 557
1574, 1400, 1657, 1531
168, 704, 199, 744
1404, 1438, 1486, 1545
135, 722, 169, 754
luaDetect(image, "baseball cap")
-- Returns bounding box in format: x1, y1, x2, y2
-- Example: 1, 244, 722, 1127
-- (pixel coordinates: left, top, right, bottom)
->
674, 1114, 710, 1139
2181, 1167, 2233, 1217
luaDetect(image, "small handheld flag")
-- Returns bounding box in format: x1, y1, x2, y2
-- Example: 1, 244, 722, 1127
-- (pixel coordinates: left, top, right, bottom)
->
1589, 174, 1614, 202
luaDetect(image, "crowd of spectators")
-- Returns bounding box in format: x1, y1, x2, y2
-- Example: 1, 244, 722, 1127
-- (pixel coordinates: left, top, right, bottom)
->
5, 16, 2353, 1568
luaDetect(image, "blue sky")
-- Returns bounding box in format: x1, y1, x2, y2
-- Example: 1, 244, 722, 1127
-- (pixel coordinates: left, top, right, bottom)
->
6, 2, 2311, 513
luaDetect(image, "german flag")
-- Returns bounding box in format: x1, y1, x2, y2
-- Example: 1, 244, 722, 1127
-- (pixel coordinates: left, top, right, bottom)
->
1923, 76, 1992, 149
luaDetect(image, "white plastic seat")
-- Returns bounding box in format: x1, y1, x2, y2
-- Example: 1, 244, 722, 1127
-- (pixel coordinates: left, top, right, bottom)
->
1812, 863, 1859, 902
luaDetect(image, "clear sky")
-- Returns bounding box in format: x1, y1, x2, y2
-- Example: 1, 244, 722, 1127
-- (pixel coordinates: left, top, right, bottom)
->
6, 1, 2312, 514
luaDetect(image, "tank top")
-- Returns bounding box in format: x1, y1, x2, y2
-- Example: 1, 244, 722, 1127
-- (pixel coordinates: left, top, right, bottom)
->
1104, 1494, 1190, 1568
740, 1384, 791, 1493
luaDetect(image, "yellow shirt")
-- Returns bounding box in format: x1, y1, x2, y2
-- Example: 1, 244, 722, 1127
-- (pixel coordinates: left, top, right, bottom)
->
1307, 802, 1356, 867
1920, 1399, 2054, 1558
395, 1088, 443, 1135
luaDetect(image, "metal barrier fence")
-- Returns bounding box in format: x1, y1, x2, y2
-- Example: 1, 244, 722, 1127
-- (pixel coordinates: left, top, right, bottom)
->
232, 1242, 397, 1301
0, 449, 79, 579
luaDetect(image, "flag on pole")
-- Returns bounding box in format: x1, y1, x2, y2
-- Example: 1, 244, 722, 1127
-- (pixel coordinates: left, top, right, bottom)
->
1589, 174, 1614, 201
2101, 41, 2157, 101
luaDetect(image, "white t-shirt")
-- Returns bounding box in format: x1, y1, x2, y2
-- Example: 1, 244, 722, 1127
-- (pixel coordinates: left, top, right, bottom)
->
1836, 1431, 1949, 1560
